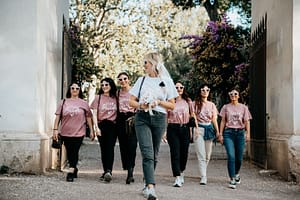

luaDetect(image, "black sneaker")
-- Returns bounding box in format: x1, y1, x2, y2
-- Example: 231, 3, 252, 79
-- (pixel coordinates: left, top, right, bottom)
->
104, 171, 112, 183
73, 168, 78, 178
66, 173, 74, 182
99, 173, 105, 181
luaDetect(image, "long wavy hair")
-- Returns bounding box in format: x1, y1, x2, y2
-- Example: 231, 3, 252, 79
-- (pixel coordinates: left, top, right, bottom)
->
144, 52, 171, 78
194, 83, 211, 114
98, 77, 117, 98
176, 81, 190, 102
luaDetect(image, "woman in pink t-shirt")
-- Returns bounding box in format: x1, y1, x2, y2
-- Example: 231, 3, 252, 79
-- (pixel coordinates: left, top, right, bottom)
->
53, 82, 94, 182
219, 87, 252, 189
116, 72, 137, 184
166, 81, 193, 187
90, 77, 118, 183
192, 84, 219, 185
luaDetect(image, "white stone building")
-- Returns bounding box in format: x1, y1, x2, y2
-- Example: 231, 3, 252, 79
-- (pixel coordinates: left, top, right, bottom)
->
0, 0, 69, 173
251, 0, 300, 182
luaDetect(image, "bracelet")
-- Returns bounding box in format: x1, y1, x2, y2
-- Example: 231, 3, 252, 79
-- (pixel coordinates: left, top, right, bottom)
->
53, 129, 58, 130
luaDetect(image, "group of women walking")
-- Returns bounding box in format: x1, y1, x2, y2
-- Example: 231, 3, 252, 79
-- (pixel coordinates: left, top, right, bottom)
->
53, 72, 138, 184
52, 51, 252, 200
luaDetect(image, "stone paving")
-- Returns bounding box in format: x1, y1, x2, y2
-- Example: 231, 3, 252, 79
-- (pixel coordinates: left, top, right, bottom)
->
0, 138, 299, 200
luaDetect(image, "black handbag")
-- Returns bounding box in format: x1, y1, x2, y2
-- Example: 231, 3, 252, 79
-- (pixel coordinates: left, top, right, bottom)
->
187, 117, 196, 127
124, 76, 145, 135
52, 134, 62, 149
52, 99, 65, 149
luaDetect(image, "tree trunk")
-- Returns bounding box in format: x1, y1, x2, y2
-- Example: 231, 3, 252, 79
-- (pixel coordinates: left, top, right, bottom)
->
203, 0, 219, 21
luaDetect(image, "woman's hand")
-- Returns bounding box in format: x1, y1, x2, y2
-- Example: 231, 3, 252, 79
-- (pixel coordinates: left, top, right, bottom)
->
162, 132, 167, 143
52, 130, 59, 141
194, 127, 200, 140
89, 130, 95, 141
95, 127, 101, 136
218, 134, 224, 144
245, 132, 250, 142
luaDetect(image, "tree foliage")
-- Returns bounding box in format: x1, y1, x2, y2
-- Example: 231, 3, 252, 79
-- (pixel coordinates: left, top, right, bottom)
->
69, 0, 209, 85
69, 21, 101, 83
180, 17, 250, 105
172, 0, 251, 24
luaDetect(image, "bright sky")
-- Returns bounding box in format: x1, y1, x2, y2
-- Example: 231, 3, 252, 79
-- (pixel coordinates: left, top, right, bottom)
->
226, 6, 250, 28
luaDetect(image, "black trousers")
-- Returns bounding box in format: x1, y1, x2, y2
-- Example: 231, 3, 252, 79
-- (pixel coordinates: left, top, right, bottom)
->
61, 136, 84, 169
117, 112, 138, 170
97, 120, 117, 173
167, 124, 190, 177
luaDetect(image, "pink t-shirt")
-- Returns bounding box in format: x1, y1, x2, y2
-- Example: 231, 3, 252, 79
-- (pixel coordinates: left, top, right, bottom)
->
168, 99, 193, 124
193, 101, 218, 123
90, 94, 117, 122
55, 98, 92, 137
219, 103, 252, 129
118, 90, 135, 113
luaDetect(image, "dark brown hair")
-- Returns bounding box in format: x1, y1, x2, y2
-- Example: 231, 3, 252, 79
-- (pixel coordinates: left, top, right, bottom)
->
66, 83, 84, 99
98, 77, 117, 98
194, 83, 211, 114
117, 72, 130, 79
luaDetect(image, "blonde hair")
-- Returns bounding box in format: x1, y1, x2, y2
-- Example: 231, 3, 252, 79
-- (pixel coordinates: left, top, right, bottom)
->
144, 52, 170, 78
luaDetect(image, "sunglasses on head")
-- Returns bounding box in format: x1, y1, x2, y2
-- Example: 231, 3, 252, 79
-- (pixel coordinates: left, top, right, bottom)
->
229, 92, 239, 96
201, 88, 210, 92
176, 86, 184, 90
101, 83, 109, 87
118, 77, 128, 81
71, 87, 80, 91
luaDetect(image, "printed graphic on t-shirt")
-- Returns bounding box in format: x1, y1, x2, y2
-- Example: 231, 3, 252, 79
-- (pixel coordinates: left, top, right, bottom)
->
100, 102, 116, 115
199, 107, 212, 121
65, 106, 82, 117
228, 112, 241, 125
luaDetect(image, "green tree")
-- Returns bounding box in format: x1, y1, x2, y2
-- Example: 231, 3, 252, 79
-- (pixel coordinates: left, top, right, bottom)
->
171, 0, 251, 23
180, 17, 250, 105
69, 0, 209, 84
68, 21, 100, 83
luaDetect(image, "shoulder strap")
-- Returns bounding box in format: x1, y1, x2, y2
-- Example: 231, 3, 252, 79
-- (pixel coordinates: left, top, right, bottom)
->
117, 90, 120, 113
137, 76, 146, 100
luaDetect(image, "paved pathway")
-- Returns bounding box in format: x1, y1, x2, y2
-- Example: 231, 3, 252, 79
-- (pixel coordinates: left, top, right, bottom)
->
0, 139, 299, 200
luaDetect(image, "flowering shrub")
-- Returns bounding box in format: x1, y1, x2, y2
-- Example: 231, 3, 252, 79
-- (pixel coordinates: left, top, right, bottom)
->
68, 21, 100, 83
180, 17, 250, 105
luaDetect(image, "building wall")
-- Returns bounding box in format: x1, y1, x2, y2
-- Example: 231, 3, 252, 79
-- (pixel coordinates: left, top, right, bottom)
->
252, 0, 300, 182
0, 0, 69, 173
290, 0, 300, 182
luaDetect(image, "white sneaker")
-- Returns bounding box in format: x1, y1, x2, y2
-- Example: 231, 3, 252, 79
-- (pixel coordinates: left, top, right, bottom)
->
229, 179, 236, 189
173, 176, 182, 187
235, 174, 241, 184
142, 187, 149, 198
200, 176, 207, 185
180, 172, 184, 184
143, 187, 158, 200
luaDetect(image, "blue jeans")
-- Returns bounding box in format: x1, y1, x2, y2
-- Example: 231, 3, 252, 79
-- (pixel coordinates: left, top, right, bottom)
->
135, 110, 167, 185
223, 128, 245, 179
